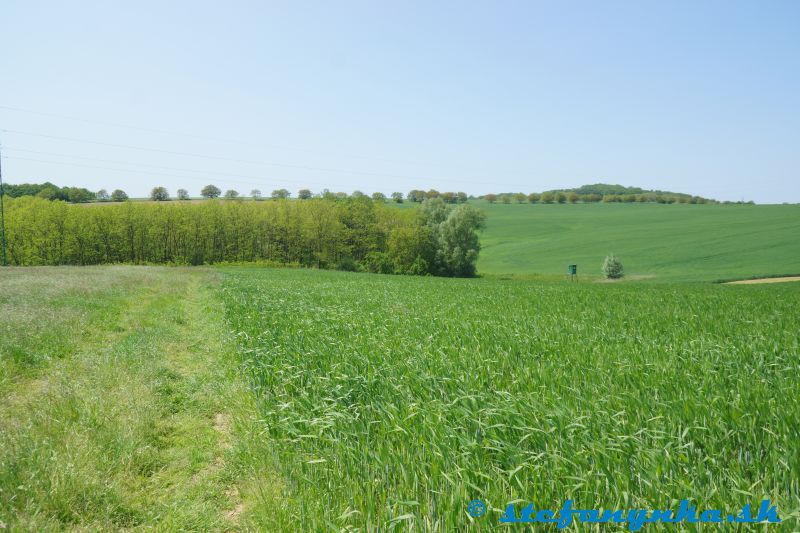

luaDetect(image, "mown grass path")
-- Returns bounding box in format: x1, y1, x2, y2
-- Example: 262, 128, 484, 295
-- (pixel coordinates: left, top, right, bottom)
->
0, 267, 274, 531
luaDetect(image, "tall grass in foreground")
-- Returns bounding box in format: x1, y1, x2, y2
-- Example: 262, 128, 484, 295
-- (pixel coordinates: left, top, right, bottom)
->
221, 268, 800, 530
0, 267, 260, 531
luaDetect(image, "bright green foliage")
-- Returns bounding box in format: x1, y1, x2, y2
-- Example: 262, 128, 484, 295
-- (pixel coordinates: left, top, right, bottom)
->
2, 182, 95, 203
2, 196, 429, 272
418, 199, 486, 276
3, 196, 488, 276
434, 203, 486, 277
387, 226, 435, 275
418, 197, 450, 227
602, 253, 624, 278
221, 268, 800, 530
35, 186, 61, 200
475, 201, 800, 280
0, 266, 273, 531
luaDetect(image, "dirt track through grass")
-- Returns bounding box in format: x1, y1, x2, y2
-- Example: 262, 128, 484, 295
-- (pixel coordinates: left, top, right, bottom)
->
725, 276, 800, 284
0, 267, 275, 531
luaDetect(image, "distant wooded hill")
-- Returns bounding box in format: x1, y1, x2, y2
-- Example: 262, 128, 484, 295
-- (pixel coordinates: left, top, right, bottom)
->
554, 183, 682, 196
482, 183, 738, 204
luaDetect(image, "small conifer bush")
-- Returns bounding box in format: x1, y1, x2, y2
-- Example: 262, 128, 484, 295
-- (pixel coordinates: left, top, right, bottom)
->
602, 253, 624, 279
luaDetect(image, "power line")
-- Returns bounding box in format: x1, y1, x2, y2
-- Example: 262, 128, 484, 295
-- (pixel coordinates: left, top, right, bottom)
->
0, 128, 531, 189
3, 148, 332, 188
0, 104, 437, 167
1, 155, 320, 190
0, 128, 471, 185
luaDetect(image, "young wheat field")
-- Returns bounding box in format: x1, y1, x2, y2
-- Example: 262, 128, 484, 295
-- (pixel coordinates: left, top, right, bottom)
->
221, 268, 800, 530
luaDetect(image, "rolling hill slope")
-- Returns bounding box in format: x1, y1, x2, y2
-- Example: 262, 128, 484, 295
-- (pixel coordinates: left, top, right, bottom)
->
475, 201, 800, 281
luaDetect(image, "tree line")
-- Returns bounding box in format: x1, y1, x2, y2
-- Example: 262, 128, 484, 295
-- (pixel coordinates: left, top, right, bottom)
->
1, 181, 477, 205
0, 181, 104, 203
147, 186, 473, 204
4, 181, 748, 205
2, 195, 485, 277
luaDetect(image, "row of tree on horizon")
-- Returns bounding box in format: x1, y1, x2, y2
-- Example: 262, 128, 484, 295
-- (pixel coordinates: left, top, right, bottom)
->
2, 181, 752, 205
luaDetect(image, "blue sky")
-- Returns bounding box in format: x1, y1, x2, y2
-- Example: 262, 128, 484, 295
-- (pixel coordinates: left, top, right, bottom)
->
1, 0, 798, 202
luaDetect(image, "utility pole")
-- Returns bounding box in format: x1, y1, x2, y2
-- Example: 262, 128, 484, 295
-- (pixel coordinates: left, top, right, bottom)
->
0, 143, 7, 266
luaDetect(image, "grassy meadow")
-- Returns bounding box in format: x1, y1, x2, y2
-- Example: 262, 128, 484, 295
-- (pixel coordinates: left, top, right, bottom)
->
0, 267, 278, 531
474, 201, 800, 281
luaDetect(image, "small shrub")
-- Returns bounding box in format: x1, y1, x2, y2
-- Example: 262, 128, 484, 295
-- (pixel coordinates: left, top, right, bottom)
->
602, 254, 624, 279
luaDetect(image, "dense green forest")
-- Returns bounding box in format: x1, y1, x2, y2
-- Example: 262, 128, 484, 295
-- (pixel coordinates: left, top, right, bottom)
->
1, 196, 484, 276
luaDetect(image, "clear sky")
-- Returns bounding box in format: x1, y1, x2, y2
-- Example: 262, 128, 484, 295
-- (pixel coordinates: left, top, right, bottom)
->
1, 0, 798, 203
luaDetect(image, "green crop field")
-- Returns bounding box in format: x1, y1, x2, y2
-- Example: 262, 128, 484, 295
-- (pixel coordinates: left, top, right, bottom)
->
474, 201, 800, 281
221, 268, 800, 530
